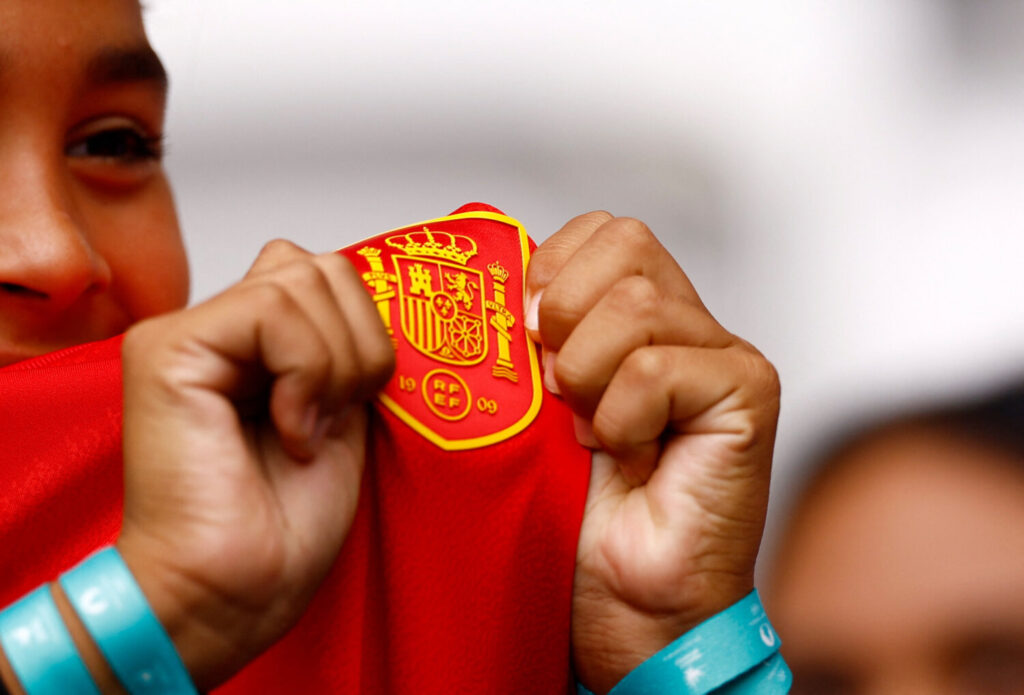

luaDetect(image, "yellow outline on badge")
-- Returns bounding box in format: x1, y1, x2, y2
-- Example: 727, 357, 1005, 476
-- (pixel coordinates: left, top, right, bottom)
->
373, 210, 543, 451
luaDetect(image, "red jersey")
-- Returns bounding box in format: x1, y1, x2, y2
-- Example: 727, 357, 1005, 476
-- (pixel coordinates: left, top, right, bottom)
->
0, 204, 591, 693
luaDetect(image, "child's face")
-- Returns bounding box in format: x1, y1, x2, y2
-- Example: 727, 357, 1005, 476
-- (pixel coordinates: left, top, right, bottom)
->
0, 0, 188, 367
770, 430, 1024, 694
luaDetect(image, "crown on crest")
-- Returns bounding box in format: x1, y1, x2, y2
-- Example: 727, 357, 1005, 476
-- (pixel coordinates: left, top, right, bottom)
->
487, 262, 509, 283
385, 227, 478, 265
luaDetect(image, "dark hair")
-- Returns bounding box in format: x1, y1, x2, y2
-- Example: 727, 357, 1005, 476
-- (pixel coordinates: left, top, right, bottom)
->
766, 378, 1024, 582
911, 380, 1024, 461
827, 379, 1024, 468
787, 378, 1024, 520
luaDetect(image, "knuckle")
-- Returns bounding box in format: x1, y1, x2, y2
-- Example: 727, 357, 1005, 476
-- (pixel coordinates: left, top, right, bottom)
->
318, 251, 357, 279
281, 258, 328, 293
729, 347, 781, 419
122, 314, 184, 373
246, 280, 296, 313
574, 210, 614, 227
607, 216, 656, 249
749, 352, 781, 403
622, 347, 670, 385
256, 238, 304, 262
552, 351, 590, 395
122, 317, 212, 403
607, 275, 659, 317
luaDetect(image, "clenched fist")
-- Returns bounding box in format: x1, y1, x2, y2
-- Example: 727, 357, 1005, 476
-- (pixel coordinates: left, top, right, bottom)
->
527, 213, 780, 694
116, 241, 394, 690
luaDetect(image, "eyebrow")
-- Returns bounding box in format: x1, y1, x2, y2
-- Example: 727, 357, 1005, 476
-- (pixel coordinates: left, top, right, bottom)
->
85, 45, 168, 90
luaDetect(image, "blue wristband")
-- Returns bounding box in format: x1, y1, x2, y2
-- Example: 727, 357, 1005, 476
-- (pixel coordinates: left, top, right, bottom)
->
579, 653, 790, 695
0, 585, 100, 695
717, 653, 791, 694
578, 590, 787, 695
59, 547, 198, 695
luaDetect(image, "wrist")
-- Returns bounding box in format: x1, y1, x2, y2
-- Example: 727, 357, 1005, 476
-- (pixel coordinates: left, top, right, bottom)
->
572, 576, 754, 694
50, 582, 128, 694
115, 533, 250, 691
0, 549, 201, 695
572, 604, 702, 694
577, 590, 789, 695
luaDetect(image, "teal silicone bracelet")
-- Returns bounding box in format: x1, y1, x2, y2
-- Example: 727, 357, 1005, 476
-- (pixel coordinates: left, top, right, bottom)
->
58, 547, 198, 695
0, 585, 100, 695
578, 651, 791, 695
578, 590, 787, 695
717, 652, 791, 694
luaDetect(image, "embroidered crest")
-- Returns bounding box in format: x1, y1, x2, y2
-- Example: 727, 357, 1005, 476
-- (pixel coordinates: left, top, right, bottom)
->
342, 209, 542, 450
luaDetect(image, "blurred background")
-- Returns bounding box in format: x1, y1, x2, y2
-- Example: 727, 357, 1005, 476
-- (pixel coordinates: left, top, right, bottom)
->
144, 0, 1024, 553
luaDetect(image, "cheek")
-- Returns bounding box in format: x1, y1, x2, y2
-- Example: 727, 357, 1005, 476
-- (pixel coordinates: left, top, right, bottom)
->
92, 177, 190, 319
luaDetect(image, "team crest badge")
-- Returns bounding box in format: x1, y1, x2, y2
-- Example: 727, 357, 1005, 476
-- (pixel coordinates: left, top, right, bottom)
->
340, 207, 542, 450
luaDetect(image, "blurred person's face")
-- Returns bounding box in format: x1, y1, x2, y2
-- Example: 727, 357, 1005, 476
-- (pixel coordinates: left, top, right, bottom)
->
0, 0, 188, 367
769, 428, 1024, 694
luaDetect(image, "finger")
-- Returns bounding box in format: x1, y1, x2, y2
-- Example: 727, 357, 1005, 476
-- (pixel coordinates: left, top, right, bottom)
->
124, 282, 336, 461
555, 275, 733, 422
225, 284, 340, 462
260, 407, 369, 563
538, 217, 702, 351
247, 244, 394, 408
592, 344, 780, 487
245, 259, 369, 427
316, 251, 396, 399
524, 211, 612, 340
242, 247, 393, 451
244, 238, 315, 278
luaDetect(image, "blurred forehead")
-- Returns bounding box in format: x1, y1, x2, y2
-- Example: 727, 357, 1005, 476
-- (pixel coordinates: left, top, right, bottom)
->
769, 428, 1024, 653
0, 0, 163, 116
0, 0, 147, 57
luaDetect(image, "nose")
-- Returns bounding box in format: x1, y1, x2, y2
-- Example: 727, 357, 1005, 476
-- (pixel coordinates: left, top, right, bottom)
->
0, 158, 112, 312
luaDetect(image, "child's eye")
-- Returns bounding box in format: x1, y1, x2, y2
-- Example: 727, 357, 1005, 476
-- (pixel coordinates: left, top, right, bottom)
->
66, 127, 163, 163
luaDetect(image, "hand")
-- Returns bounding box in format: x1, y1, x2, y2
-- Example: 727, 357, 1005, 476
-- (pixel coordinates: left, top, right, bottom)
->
526, 213, 780, 694
116, 241, 394, 689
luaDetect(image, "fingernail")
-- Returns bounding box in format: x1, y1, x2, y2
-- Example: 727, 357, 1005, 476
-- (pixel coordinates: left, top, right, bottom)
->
572, 414, 600, 449
524, 290, 542, 334
542, 350, 560, 395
